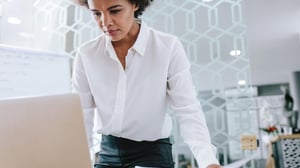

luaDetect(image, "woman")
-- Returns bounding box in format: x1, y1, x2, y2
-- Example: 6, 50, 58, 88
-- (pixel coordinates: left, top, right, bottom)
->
71, 0, 220, 168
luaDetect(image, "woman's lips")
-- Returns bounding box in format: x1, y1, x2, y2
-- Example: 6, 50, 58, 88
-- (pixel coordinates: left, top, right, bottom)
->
106, 30, 117, 36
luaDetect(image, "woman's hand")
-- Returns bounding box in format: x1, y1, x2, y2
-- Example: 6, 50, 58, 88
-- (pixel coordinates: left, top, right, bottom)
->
207, 164, 221, 168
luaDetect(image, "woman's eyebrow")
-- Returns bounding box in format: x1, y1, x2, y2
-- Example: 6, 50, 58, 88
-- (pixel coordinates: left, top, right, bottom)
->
107, 5, 122, 10
90, 5, 122, 12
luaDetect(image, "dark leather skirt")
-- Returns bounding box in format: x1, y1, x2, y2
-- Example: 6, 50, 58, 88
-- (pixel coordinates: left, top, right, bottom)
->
94, 135, 174, 168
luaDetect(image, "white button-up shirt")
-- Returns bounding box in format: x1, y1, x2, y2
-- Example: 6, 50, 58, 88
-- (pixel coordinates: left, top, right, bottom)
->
72, 21, 219, 168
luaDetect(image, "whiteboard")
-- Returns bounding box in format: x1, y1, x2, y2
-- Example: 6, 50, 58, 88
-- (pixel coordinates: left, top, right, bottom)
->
0, 45, 71, 99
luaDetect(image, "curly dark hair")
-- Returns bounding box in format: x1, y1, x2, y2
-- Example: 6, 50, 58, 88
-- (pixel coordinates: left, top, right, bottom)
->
71, 0, 153, 18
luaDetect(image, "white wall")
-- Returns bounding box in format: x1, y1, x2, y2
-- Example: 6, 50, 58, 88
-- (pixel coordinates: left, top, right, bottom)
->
245, 0, 300, 86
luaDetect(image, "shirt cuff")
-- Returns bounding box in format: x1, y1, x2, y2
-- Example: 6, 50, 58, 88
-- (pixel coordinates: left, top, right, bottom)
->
187, 141, 220, 168
82, 108, 95, 148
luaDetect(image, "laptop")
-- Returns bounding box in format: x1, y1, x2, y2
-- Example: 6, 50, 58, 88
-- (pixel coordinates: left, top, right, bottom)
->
0, 93, 92, 168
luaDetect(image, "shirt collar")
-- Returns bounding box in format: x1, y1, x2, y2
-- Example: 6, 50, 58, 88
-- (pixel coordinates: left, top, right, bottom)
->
104, 20, 150, 57
104, 34, 118, 61
131, 20, 149, 56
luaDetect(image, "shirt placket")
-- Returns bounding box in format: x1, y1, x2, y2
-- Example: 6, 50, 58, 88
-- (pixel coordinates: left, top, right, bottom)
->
112, 69, 126, 135
110, 49, 135, 135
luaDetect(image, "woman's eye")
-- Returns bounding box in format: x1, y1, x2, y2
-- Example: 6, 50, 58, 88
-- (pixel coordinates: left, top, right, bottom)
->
93, 12, 101, 17
110, 9, 121, 14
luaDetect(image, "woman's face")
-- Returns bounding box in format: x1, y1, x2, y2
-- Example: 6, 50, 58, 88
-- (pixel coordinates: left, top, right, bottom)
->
87, 0, 139, 42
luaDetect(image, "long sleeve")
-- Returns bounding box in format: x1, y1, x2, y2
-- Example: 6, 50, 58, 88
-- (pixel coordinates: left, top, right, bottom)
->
167, 38, 219, 168
71, 51, 95, 149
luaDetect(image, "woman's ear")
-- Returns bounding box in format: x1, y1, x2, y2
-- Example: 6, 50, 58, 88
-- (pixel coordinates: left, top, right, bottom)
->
134, 4, 139, 12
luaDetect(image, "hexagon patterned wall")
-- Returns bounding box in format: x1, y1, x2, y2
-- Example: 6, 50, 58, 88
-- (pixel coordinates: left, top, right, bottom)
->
33, 0, 259, 167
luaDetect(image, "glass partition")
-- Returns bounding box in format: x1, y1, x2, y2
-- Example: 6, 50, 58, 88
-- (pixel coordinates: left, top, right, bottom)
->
141, 1, 258, 167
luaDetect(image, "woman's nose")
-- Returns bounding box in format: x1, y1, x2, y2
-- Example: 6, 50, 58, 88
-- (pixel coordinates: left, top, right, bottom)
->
101, 14, 112, 27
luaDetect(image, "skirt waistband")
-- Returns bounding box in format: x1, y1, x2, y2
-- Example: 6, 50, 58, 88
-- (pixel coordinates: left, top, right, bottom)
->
101, 135, 171, 147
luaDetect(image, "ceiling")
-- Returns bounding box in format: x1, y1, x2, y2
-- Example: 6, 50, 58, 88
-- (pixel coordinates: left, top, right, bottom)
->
0, 0, 300, 86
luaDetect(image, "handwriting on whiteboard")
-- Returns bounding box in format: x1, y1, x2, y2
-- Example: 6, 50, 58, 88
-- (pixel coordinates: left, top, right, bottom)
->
0, 45, 71, 99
